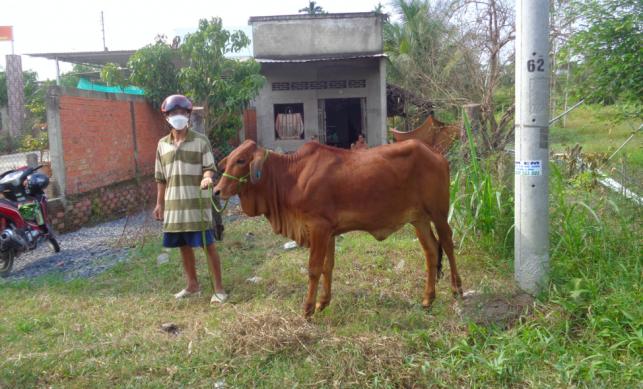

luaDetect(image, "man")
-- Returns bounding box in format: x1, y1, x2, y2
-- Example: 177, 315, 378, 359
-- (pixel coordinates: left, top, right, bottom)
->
351, 133, 368, 150
153, 94, 227, 304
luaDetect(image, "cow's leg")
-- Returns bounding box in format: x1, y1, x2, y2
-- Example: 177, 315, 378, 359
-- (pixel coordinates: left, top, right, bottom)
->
434, 217, 463, 297
413, 221, 440, 308
304, 227, 331, 318
316, 237, 335, 312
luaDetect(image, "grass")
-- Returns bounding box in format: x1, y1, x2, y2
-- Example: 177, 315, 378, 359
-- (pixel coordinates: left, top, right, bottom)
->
1, 185, 640, 387
0, 218, 514, 388
550, 104, 642, 169
1, 107, 641, 386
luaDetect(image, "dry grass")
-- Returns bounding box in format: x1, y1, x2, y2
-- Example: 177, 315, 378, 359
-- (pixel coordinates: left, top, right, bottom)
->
219, 306, 322, 357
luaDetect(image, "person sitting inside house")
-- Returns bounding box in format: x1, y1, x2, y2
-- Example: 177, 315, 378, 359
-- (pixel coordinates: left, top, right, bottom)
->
153, 94, 227, 304
351, 133, 368, 150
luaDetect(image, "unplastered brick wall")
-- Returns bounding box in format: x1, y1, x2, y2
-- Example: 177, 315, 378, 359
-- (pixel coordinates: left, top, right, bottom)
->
46, 87, 168, 232
55, 89, 166, 194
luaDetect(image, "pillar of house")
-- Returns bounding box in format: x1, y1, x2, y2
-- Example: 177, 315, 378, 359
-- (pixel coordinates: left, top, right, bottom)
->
5, 55, 25, 141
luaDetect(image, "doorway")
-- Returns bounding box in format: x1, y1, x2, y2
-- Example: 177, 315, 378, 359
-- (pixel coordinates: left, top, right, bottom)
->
322, 98, 364, 149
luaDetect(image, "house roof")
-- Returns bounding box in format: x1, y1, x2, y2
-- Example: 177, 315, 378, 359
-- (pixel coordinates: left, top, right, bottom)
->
249, 12, 387, 24
26, 50, 137, 67
256, 53, 386, 63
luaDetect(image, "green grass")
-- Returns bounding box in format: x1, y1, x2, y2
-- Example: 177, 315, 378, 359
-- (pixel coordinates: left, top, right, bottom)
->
1, 188, 640, 388
550, 104, 642, 168
1, 108, 641, 386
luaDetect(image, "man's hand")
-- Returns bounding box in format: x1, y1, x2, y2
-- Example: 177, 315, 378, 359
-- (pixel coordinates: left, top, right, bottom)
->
200, 176, 214, 189
153, 203, 164, 221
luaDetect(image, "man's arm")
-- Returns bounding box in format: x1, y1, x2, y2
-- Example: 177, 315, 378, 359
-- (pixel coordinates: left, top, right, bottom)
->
200, 170, 216, 189
201, 138, 217, 188
154, 182, 166, 220
153, 145, 167, 220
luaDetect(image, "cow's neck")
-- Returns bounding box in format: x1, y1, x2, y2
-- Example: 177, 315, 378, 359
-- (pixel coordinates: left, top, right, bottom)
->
239, 151, 308, 246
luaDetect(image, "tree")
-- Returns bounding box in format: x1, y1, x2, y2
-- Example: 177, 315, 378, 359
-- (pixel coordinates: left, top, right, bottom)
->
559, 0, 642, 105
299, 1, 326, 14
384, 1, 478, 124
23, 73, 54, 133
58, 64, 101, 88
100, 63, 127, 88
0, 71, 7, 108
127, 36, 181, 108
179, 18, 264, 146
127, 21, 264, 147
0, 70, 51, 132
448, 0, 516, 153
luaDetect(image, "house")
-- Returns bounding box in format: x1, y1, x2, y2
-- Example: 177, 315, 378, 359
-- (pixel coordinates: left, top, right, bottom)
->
248, 12, 387, 151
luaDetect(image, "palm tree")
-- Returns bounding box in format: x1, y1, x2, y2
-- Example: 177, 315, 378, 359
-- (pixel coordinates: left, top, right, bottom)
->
298, 1, 326, 15
384, 0, 478, 109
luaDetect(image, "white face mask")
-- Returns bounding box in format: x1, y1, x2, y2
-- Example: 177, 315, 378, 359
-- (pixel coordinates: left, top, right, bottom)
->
167, 115, 189, 130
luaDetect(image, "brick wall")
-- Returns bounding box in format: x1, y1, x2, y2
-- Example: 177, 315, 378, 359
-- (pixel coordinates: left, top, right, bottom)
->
46, 87, 167, 232
57, 91, 166, 195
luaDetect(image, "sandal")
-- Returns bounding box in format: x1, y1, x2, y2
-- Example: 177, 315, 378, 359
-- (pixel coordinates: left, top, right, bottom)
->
210, 292, 228, 304
174, 289, 201, 299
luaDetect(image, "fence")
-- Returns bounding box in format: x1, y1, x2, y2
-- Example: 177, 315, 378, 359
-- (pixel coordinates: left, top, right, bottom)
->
0, 150, 50, 172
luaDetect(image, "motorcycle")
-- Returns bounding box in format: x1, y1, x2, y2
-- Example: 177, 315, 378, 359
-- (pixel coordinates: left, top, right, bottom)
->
0, 164, 60, 277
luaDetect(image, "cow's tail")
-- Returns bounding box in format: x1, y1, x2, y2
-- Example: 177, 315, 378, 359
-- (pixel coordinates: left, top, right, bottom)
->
437, 242, 444, 279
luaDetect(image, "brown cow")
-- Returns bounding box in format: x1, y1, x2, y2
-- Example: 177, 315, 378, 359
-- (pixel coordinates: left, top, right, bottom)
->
214, 139, 463, 317
390, 113, 460, 154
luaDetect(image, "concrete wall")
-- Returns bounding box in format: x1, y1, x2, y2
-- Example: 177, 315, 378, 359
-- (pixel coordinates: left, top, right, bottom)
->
251, 13, 384, 59
256, 58, 387, 152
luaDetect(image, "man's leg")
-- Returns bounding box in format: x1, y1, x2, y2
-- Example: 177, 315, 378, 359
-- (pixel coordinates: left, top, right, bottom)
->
205, 243, 225, 294
179, 245, 200, 293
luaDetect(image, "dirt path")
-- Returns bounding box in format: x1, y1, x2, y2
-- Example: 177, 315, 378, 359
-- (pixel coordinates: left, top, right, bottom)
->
2, 197, 241, 281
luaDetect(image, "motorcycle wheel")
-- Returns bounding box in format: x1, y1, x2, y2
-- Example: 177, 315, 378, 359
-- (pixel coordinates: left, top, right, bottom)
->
0, 250, 15, 278
46, 224, 61, 253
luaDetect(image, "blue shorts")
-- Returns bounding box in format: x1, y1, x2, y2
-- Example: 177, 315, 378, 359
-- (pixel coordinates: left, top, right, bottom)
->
163, 230, 214, 248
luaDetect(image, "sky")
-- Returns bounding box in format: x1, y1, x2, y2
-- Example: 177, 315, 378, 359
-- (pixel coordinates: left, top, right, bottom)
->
0, 0, 392, 81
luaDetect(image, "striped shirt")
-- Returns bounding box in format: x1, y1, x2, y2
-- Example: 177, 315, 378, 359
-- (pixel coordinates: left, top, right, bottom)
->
154, 129, 216, 232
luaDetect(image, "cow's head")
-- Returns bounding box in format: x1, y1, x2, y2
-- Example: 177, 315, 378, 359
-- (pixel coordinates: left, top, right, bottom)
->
213, 140, 268, 199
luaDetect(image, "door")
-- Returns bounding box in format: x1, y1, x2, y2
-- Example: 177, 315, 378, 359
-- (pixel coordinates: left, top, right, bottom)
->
323, 98, 363, 149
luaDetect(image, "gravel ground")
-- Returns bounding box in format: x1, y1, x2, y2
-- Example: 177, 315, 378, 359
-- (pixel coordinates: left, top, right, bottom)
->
2, 196, 241, 281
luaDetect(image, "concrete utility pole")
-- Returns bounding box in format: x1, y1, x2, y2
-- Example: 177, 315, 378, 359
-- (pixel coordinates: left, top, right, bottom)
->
514, 0, 551, 294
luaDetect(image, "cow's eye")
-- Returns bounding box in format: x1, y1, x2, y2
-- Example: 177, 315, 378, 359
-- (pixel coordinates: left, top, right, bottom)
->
236, 159, 246, 164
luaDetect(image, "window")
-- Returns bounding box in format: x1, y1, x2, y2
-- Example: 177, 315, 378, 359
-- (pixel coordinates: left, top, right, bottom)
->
348, 79, 366, 88
274, 103, 305, 140
291, 81, 309, 90
271, 82, 290, 91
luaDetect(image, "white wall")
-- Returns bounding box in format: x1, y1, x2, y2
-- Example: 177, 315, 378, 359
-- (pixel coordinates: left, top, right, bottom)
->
251, 13, 384, 59
255, 58, 387, 152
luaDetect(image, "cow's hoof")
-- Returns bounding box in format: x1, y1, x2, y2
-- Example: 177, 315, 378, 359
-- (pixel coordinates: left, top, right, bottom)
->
422, 293, 436, 309
453, 287, 464, 299
304, 303, 315, 319
315, 300, 330, 312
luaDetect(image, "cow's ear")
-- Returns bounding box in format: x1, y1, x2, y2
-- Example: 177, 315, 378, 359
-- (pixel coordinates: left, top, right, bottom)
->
217, 157, 228, 172
249, 150, 266, 184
